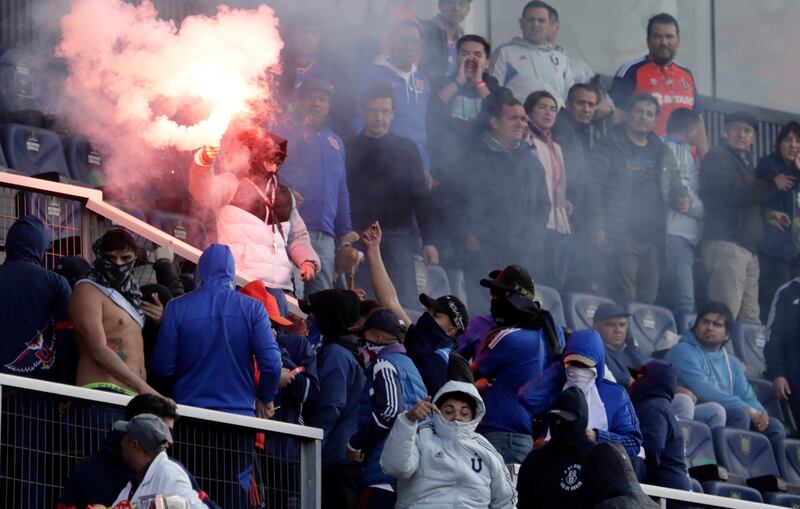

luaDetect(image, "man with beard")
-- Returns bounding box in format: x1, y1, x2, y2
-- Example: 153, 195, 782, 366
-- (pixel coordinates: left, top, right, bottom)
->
71, 228, 163, 396
517, 387, 594, 509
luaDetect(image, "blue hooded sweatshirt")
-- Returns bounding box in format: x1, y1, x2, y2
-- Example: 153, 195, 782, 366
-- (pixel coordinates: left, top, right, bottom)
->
519, 330, 643, 460
152, 244, 282, 416
664, 330, 764, 412
0, 215, 74, 383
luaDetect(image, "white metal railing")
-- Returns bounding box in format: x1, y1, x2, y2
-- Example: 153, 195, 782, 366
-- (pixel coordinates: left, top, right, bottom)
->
642, 483, 786, 508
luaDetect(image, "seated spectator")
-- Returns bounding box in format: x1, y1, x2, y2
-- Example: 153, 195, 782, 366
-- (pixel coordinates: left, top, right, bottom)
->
346, 307, 427, 508
756, 121, 800, 323
59, 394, 218, 509
582, 443, 660, 509
380, 381, 516, 508
277, 78, 356, 297
346, 82, 437, 309
592, 94, 686, 304
519, 330, 644, 468
489, 1, 572, 107
0, 215, 74, 383
765, 276, 800, 427
665, 302, 787, 473
474, 265, 565, 463
661, 109, 704, 324
420, 0, 472, 82
305, 289, 365, 509
593, 303, 726, 429
517, 387, 595, 509
361, 221, 472, 395
525, 90, 572, 287
699, 112, 792, 323
189, 126, 320, 294
629, 361, 692, 504
152, 244, 281, 417
111, 414, 205, 508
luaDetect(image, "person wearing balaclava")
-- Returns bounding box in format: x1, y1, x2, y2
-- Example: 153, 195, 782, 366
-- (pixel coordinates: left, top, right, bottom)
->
519, 330, 644, 475
305, 289, 366, 509
71, 228, 164, 398
582, 442, 660, 509
517, 387, 595, 509
473, 264, 566, 464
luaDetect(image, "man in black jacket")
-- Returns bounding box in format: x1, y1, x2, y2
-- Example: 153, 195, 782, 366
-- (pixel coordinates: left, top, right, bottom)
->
765, 277, 800, 426
517, 387, 594, 509
699, 111, 794, 322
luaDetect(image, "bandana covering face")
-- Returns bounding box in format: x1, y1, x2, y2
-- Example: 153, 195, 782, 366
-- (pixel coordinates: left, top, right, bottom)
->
85, 239, 142, 313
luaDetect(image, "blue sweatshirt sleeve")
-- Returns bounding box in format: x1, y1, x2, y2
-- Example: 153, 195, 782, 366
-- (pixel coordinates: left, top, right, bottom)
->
152, 301, 179, 377
282, 335, 320, 407
595, 386, 643, 459
518, 360, 565, 416
251, 305, 282, 404
730, 356, 765, 412
666, 343, 751, 409
333, 143, 353, 238
312, 346, 351, 450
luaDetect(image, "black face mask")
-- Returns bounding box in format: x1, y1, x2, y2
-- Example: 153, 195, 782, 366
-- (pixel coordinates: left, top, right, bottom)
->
85, 256, 142, 312
490, 298, 518, 326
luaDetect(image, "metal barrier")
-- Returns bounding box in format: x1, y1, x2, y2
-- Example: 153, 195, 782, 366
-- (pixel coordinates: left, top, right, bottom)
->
0, 373, 322, 509
642, 483, 786, 509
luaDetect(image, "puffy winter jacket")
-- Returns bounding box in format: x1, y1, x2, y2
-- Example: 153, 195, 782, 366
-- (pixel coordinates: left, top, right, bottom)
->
489, 37, 573, 107
380, 381, 516, 508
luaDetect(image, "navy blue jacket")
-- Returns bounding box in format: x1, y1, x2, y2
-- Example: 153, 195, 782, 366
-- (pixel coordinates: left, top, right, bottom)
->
630, 361, 692, 492
274, 332, 319, 425
0, 215, 74, 383
519, 330, 643, 460
152, 244, 282, 416
765, 278, 800, 388
756, 151, 800, 260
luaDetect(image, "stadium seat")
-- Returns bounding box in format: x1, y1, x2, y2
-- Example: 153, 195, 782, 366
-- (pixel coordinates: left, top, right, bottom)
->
679, 418, 717, 468
748, 377, 791, 433
677, 313, 696, 334
625, 302, 677, 357
712, 427, 781, 482
62, 135, 103, 186
422, 264, 451, 299
148, 211, 207, 249
764, 491, 800, 507
731, 321, 767, 378
701, 481, 763, 502
783, 439, 800, 485
0, 49, 58, 113
534, 284, 565, 326
690, 477, 703, 493
562, 292, 614, 330
0, 123, 70, 178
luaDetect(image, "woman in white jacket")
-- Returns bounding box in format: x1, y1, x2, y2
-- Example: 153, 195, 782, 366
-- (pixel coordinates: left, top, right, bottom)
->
380, 380, 516, 509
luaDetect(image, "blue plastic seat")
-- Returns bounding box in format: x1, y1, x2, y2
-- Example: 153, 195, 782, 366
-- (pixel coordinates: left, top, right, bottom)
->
712, 427, 781, 481
562, 292, 614, 330
731, 321, 767, 378
782, 439, 800, 485
701, 481, 763, 502
625, 302, 677, 357
534, 284, 565, 326
0, 49, 54, 113
148, 211, 207, 249
62, 135, 103, 186
748, 377, 789, 429
764, 491, 800, 507
679, 418, 717, 469
677, 313, 696, 334
0, 124, 69, 178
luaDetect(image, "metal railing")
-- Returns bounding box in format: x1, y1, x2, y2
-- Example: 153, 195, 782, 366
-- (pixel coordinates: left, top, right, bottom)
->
642, 483, 786, 509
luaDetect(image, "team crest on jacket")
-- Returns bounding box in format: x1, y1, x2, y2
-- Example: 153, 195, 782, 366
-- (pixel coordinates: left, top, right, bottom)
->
328, 135, 340, 151
471, 454, 483, 473
560, 464, 582, 491
6, 330, 55, 373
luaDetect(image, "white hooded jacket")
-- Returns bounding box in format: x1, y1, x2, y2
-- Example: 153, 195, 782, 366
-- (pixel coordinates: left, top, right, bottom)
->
380, 381, 516, 509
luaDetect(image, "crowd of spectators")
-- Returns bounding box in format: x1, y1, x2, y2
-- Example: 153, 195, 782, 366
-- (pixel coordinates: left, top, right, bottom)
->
3, 0, 800, 508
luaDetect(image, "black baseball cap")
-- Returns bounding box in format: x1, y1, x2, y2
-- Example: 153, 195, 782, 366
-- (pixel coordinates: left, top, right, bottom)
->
350, 307, 406, 339
480, 265, 535, 301
419, 293, 469, 334
54, 255, 91, 285
592, 303, 631, 324
725, 111, 758, 132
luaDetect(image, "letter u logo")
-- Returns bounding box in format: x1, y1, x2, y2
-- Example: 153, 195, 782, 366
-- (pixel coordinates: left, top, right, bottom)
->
471, 456, 483, 473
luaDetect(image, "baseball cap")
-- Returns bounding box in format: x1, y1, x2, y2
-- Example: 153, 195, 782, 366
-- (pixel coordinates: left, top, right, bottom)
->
724, 111, 758, 132
592, 303, 631, 324
113, 413, 171, 452
563, 353, 597, 368
419, 293, 469, 334
350, 307, 406, 339
298, 78, 334, 98
480, 265, 535, 301
54, 255, 91, 286
239, 281, 292, 327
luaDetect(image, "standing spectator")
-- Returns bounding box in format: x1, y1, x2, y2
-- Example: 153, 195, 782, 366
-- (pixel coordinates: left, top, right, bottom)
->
278, 78, 357, 296
629, 361, 692, 504
380, 381, 516, 508
662, 109, 704, 324
765, 276, 800, 426
582, 443, 660, 509
152, 244, 281, 417
520, 330, 644, 468
346, 307, 427, 508
474, 265, 565, 463
359, 20, 432, 171
459, 94, 550, 312
306, 289, 365, 509
346, 82, 437, 309
489, 1, 573, 107
517, 387, 595, 509
525, 90, 572, 288
0, 215, 74, 383
756, 122, 800, 322
592, 94, 686, 304
665, 302, 787, 473
610, 13, 709, 156
420, 0, 472, 83
700, 112, 792, 323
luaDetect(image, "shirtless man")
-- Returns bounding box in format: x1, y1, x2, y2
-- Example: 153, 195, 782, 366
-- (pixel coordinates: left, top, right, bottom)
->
70, 229, 163, 396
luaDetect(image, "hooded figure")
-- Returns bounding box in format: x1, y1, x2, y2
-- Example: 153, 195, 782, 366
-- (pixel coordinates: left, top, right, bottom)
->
0, 215, 74, 382
519, 330, 643, 463
517, 387, 595, 509
629, 361, 692, 504
582, 443, 660, 509
151, 244, 282, 416
380, 380, 516, 508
